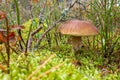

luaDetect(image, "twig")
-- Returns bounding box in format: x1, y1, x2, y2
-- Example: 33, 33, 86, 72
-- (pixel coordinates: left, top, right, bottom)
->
5, 17, 10, 73
26, 0, 47, 52
14, 0, 25, 50
33, 19, 61, 50
26, 54, 55, 80
33, 0, 78, 50
25, 23, 32, 53
35, 63, 63, 80
69, 0, 78, 9
27, 26, 42, 52
31, 26, 42, 36
9, 45, 19, 54
0, 52, 7, 64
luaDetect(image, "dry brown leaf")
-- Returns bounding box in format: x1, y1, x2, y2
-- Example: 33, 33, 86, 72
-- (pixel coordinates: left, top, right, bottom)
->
0, 64, 7, 72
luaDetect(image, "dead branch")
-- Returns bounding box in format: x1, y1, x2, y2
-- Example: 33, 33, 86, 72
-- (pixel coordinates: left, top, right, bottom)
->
0, 52, 7, 64
26, 0, 47, 52
33, 19, 62, 50
27, 26, 42, 52
31, 26, 42, 36
35, 63, 63, 80
26, 54, 55, 80
9, 45, 19, 54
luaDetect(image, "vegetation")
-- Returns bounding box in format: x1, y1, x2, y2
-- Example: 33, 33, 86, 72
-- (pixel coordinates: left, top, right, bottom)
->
0, 0, 120, 80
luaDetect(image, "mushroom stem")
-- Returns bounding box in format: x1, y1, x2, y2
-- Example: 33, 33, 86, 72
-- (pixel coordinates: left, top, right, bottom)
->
72, 36, 82, 52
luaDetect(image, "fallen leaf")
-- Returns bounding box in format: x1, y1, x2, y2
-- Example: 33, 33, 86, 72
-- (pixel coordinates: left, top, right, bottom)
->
0, 32, 6, 43
0, 64, 7, 72
8, 32, 15, 40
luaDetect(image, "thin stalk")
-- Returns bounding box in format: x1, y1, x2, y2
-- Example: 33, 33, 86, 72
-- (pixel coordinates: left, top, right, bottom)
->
87, 36, 90, 47
104, 0, 107, 53
5, 17, 10, 73
25, 23, 32, 53
14, 0, 20, 25
0, 52, 7, 64
46, 32, 51, 47
14, 0, 25, 50
92, 36, 95, 50
54, 32, 59, 47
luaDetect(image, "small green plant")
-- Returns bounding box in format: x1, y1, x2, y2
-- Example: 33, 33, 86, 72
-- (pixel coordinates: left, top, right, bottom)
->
84, 0, 120, 57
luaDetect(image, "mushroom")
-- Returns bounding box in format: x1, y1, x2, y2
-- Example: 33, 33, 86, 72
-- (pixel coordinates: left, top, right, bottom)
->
58, 19, 99, 57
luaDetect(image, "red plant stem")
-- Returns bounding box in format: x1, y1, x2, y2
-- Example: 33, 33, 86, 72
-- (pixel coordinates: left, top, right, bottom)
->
5, 17, 10, 73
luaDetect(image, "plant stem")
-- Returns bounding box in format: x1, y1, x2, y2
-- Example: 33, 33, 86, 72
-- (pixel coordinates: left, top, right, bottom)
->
14, 0, 25, 50
33, 19, 62, 50
5, 17, 10, 73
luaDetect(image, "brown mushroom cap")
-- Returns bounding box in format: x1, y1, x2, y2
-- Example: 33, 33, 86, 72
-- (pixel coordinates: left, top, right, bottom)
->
0, 11, 6, 19
58, 19, 99, 36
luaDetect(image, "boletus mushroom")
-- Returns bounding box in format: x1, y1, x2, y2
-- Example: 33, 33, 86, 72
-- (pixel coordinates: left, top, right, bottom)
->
58, 19, 99, 57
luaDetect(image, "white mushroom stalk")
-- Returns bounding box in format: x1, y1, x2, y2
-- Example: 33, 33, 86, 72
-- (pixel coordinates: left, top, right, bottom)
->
72, 36, 82, 51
